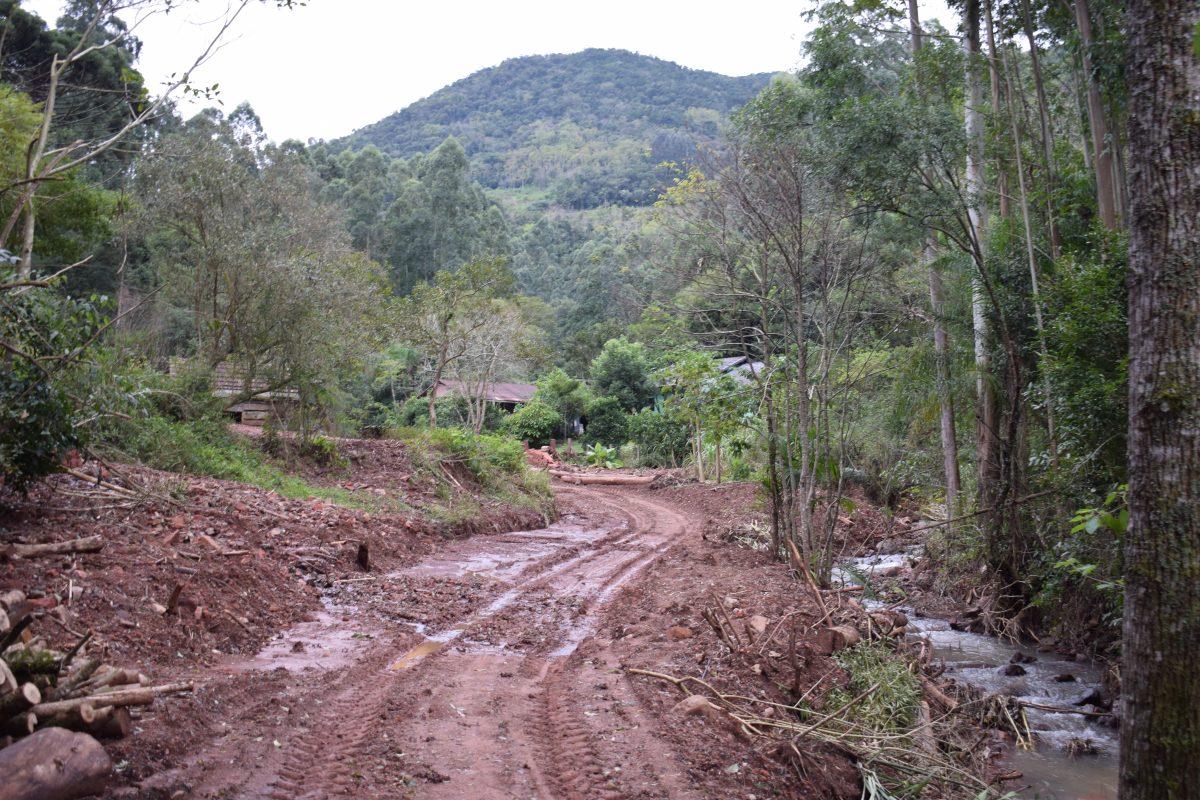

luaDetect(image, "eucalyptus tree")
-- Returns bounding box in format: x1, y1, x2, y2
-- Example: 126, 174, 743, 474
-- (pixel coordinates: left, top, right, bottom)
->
1120, 0, 1200, 795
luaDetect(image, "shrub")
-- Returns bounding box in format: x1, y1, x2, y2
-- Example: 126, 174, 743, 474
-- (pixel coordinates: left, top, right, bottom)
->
428, 428, 525, 481
502, 401, 562, 447
584, 442, 623, 469
583, 395, 628, 445
299, 434, 344, 467
628, 407, 690, 467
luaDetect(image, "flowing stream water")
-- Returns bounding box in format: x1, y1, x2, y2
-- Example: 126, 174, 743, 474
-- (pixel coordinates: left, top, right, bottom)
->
836, 551, 1118, 800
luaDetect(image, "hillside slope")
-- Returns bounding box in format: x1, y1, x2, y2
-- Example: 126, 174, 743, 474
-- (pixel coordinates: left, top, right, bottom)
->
338, 49, 773, 207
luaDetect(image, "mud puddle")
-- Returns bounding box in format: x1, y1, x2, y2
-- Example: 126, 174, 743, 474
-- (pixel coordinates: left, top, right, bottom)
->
220, 602, 381, 674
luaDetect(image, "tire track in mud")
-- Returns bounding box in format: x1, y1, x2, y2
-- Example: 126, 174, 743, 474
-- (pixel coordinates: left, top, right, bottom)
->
158, 485, 694, 799
266, 652, 396, 800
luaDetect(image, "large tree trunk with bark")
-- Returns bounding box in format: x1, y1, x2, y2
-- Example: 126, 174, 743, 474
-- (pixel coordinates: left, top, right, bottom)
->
0, 728, 112, 800
1121, 1, 1200, 797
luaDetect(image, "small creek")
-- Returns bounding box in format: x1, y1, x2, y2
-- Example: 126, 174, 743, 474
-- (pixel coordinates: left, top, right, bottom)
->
836, 551, 1118, 800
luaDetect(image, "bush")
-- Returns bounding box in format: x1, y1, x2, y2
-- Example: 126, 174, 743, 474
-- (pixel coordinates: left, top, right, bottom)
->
427, 427, 526, 483
628, 407, 690, 467
299, 434, 344, 467
583, 395, 628, 445
0, 272, 105, 490
502, 401, 562, 447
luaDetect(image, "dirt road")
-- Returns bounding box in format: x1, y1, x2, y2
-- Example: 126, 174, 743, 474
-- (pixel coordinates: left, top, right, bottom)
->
142, 485, 708, 799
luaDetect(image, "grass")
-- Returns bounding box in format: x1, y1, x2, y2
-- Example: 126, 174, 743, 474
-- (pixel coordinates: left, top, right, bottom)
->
100, 415, 384, 511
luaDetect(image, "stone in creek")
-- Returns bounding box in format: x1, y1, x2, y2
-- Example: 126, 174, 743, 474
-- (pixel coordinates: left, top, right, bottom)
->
1000, 663, 1027, 676
1052, 673, 1077, 683
1073, 688, 1111, 709
1009, 650, 1038, 664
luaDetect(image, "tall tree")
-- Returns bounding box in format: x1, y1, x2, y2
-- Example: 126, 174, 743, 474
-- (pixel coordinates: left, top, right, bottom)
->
1121, 0, 1200, 796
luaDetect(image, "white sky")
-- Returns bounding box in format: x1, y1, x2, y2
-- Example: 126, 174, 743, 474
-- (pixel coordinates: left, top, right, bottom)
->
21, 0, 958, 144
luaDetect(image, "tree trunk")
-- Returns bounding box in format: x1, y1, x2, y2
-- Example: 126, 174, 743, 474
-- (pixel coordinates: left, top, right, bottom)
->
1121, 0, 1200, 796
1018, 0, 1061, 257
909, 0, 960, 522
983, 0, 1009, 220
1002, 46, 1059, 471
964, 0, 997, 507
1074, 0, 1119, 229
0, 728, 111, 800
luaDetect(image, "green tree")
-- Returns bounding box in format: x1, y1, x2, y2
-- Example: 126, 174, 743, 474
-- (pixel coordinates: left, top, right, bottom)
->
582, 395, 628, 446
588, 337, 655, 411
396, 257, 516, 428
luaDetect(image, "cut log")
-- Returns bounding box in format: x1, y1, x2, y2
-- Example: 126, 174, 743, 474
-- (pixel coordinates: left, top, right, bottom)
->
815, 624, 861, 655
0, 658, 18, 693
548, 471, 655, 486
31, 681, 192, 717
0, 682, 42, 719
0, 536, 103, 561
46, 659, 101, 703
4, 647, 58, 678
38, 702, 97, 731
0, 727, 112, 800
84, 705, 132, 739
2, 711, 36, 736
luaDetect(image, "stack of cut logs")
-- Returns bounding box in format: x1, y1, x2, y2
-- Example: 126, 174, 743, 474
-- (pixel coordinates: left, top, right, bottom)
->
1, 589, 191, 745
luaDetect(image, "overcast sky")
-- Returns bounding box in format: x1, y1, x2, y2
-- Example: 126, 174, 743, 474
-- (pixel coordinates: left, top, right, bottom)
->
22, 0, 959, 144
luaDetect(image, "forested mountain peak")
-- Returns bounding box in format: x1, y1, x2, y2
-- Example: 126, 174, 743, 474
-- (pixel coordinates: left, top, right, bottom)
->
338, 48, 774, 204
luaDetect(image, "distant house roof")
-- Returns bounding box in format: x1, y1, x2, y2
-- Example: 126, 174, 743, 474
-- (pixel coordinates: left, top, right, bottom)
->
169, 359, 299, 401
433, 379, 537, 405
717, 355, 766, 386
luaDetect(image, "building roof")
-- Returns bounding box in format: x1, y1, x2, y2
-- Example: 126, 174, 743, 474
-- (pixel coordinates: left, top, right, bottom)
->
717, 355, 765, 386
433, 379, 537, 405
169, 359, 299, 400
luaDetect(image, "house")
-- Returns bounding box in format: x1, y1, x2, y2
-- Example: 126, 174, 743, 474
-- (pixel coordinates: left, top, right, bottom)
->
431, 379, 537, 413
717, 355, 766, 386
169, 360, 299, 426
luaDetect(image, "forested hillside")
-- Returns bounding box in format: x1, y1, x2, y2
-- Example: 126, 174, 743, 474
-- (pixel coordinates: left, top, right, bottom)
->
339, 49, 772, 207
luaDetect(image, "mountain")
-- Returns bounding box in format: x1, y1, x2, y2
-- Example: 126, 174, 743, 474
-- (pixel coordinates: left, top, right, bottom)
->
337, 49, 774, 209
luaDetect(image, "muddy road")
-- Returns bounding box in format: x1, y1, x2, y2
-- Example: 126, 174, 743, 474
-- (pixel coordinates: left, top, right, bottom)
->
142, 486, 705, 799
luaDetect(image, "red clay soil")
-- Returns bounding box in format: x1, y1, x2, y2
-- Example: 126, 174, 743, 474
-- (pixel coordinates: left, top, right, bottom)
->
0, 444, 934, 799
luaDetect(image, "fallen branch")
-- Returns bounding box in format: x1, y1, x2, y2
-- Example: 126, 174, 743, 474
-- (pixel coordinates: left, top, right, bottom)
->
0, 536, 103, 560
1015, 699, 1110, 717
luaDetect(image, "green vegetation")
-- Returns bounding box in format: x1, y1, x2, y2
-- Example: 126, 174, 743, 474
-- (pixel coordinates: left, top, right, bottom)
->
339, 48, 770, 204
826, 643, 922, 734
502, 401, 562, 448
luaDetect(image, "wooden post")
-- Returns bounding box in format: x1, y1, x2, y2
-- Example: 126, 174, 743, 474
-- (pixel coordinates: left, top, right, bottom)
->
549, 438, 557, 455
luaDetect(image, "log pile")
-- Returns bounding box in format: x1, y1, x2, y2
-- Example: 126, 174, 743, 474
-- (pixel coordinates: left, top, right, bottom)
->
0, 590, 192, 748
